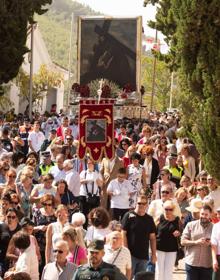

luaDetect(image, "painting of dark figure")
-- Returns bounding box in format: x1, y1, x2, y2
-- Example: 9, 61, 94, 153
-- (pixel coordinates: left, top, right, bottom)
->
78, 17, 141, 89
86, 119, 106, 142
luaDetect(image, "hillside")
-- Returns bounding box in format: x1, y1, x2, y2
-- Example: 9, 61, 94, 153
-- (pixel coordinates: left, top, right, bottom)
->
35, 0, 101, 74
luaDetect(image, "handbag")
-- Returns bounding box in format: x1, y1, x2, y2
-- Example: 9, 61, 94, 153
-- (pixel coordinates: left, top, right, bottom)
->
84, 171, 100, 207
176, 237, 184, 260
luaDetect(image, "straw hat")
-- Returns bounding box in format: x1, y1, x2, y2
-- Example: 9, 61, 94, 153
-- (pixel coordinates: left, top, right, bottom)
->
186, 198, 203, 213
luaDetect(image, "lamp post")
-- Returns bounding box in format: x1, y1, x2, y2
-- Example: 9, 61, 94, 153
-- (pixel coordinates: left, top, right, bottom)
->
66, 13, 74, 113
150, 29, 158, 111
29, 23, 34, 120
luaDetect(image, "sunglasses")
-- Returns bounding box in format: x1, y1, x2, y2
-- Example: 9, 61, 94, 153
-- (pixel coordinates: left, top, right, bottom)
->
7, 215, 16, 219
43, 203, 52, 207
4, 168, 9, 171
201, 178, 207, 181
66, 138, 72, 140
53, 249, 64, 254
137, 202, 147, 206
8, 175, 16, 178
161, 191, 170, 194
197, 188, 204, 191
165, 208, 174, 211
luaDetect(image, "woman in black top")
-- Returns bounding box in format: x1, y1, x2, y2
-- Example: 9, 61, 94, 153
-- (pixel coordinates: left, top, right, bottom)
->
156, 200, 180, 280
0, 208, 21, 276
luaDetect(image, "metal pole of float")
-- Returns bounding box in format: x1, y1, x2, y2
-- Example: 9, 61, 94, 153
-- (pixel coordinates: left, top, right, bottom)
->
169, 72, 174, 110
67, 13, 74, 114
29, 23, 34, 120
150, 29, 158, 111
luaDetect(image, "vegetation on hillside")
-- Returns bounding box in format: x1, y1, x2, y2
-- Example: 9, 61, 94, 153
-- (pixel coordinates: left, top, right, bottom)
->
36, 0, 101, 74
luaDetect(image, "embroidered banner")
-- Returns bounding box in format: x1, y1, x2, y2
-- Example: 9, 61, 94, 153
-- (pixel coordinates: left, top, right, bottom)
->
78, 99, 114, 162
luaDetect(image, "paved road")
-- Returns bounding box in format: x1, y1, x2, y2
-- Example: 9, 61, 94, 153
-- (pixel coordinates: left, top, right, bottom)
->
173, 260, 186, 280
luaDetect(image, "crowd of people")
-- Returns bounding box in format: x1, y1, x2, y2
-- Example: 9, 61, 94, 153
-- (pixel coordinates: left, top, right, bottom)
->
0, 110, 219, 280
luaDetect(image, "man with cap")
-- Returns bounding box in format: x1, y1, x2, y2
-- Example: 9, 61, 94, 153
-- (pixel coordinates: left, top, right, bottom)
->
164, 154, 183, 188
38, 151, 55, 177
181, 205, 213, 280
211, 207, 220, 280
73, 239, 127, 280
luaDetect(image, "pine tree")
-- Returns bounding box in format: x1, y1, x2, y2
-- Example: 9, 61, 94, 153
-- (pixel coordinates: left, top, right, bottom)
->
0, 0, 52, 85
144, 0, 220, 180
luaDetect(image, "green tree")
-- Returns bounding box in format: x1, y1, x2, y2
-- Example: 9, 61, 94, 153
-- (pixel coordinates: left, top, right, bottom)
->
0, 0, 52, 85
144, 0, 220, 180
17, 65, 63, 106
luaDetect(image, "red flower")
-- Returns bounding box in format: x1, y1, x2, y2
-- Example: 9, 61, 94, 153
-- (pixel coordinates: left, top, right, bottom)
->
79, 85, 90, 97
71, 83, 80, 92
101, 85, 111, 98
121, 92, 128, 99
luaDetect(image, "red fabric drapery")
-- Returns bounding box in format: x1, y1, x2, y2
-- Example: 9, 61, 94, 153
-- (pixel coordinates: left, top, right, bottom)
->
78, 99, 114, 162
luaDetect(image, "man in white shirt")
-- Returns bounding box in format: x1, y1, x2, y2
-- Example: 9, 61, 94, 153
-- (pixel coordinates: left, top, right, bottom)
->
49, 154, 65, 182
107, 167, 133, 221
28, 121, 45, 153
63, 159, 80, 197
104, 231, 132, 279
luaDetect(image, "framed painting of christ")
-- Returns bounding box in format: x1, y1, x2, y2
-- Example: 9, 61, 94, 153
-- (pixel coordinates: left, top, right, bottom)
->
77, 16, 142, 90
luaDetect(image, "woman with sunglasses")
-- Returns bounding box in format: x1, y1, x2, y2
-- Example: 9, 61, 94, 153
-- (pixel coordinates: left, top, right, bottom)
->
16, 174, 34, 217
0, 162, 10, 184
152, 169, 176, 200
0, 208, 21, 276
45, 204, 69, 264
0, 194, 12, 222
155, 200, 181, 280
148, 186, 181, 222
119, 138, 131, 168
33, 194, 56, 275
0, 169, 17, 196
30, 174, 60, 210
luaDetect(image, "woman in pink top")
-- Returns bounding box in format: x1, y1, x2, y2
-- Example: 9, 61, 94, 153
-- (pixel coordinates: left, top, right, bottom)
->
62, 226, 87, 266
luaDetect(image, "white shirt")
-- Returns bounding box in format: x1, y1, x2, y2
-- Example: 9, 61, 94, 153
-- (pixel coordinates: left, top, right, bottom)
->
49, 166, 66, 182
85, 226, 111, 243
107, 178, 133, 209
16, 245, 39, 280
79, 170, 102, 196
205, 188, 220, 211
104, 245, 131, 276
28, 130, 45, 152
65, 169, 81, 196
211, 221, 220, 255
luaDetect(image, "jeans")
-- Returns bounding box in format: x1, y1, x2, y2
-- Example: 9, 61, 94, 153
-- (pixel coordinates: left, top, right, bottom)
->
212, 255, 220, 280
131, 255, 147, 279
156, 250, 177, 280
185, 263, 212, 280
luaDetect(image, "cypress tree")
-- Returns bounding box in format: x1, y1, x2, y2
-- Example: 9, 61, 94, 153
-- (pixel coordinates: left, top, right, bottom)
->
0, 0, 52, 85
145, 0, 220, 180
